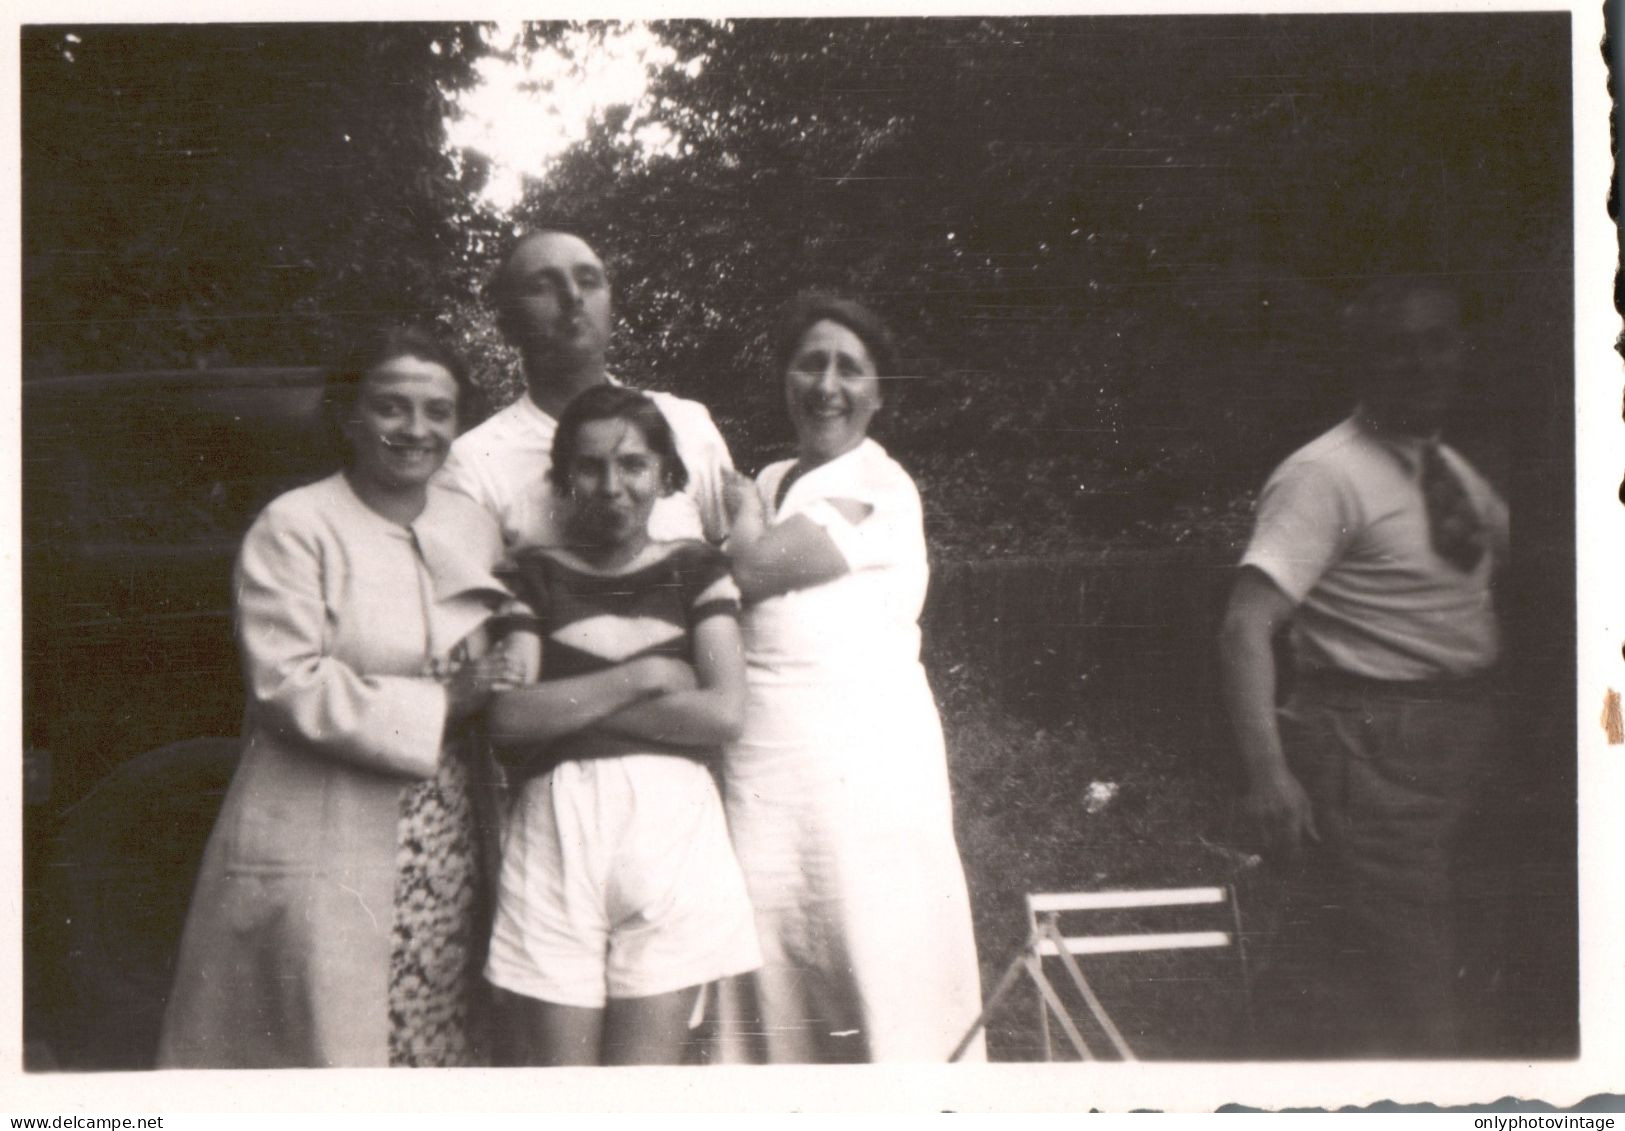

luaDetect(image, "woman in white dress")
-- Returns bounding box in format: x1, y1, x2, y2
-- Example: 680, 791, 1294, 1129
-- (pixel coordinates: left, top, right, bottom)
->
720, 295, 984, 1063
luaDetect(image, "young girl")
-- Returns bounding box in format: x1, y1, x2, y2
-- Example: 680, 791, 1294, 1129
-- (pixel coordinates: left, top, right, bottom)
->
481, 385, 761, 1066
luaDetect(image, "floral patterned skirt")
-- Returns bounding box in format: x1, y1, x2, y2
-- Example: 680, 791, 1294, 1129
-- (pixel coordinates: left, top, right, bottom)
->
388, 748, 486, 1067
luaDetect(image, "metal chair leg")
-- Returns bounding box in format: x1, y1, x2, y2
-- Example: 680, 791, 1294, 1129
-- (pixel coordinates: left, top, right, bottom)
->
1039, 918, 1136, 1060
1025, 952, 1095, 1060
1228, 883, 1257, 1046
949, 945, 1028, 1063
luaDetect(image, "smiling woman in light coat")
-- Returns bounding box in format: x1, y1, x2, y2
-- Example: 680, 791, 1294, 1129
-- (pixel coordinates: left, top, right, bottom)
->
158, 328, 521, 1068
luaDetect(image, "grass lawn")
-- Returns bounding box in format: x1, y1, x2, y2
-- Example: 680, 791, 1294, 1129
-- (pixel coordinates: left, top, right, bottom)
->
934, 650, 1577, 1063
938, 667, 1273, 1062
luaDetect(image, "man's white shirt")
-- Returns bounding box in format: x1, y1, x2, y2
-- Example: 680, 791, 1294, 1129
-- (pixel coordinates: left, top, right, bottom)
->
437, 380, 734, 552
1239, 415, 1506, 681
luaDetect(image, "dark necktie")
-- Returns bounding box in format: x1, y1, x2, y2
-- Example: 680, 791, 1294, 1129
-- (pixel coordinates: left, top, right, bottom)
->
1420, 442, 1487, 572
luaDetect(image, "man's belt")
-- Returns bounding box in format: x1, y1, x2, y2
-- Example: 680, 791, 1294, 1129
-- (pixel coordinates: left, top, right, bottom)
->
1294, 666, 1501, 701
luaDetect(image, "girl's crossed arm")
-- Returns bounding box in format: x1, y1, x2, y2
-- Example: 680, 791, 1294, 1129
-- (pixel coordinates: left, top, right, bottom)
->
485, 639, 697, 753
592, 613, 746, 747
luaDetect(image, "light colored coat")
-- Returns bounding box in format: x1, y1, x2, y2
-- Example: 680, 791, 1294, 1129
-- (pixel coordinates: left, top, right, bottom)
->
158, 474, 507, 1068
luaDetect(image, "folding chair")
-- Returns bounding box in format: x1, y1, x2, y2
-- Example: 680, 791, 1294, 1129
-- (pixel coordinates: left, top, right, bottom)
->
950, 885, 1252, 1062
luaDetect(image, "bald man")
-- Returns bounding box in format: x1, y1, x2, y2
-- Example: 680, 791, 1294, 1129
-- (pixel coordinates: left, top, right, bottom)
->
438, 230, 733, 550
1219, 278, 1509, 1057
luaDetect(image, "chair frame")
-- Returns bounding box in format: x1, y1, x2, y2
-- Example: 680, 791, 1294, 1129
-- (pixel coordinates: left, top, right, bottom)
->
950, 884, 1253, 1062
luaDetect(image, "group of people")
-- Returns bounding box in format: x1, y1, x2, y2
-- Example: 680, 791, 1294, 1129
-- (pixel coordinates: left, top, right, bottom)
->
157, 230, 985, 1068
155, 226, 1509, 1068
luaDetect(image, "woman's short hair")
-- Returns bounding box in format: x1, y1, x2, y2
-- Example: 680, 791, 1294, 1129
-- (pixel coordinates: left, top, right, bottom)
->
548, 384, 689, 495
322, 325, 475, 448
771, 293, 898, 379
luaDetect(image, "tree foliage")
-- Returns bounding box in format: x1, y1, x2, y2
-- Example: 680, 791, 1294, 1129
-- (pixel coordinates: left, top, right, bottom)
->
510, 15, 1570, 554
22, 23, 487, 375
21, 18, 1572, 557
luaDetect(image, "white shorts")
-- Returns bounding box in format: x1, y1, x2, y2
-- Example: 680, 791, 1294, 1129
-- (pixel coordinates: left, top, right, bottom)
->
485, 754, 762, 1009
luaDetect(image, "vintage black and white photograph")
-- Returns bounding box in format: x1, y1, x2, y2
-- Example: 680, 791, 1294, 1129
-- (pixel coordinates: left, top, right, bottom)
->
9, 0, 1617, 1112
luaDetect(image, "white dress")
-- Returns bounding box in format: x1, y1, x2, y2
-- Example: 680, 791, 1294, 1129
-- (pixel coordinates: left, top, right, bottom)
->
721, 439, 985, 1063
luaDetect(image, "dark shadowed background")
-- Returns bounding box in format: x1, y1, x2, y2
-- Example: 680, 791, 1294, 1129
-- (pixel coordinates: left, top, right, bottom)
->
20, 15, 1576, 1066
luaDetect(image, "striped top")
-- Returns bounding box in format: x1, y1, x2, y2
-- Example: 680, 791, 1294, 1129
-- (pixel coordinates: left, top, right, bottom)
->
497, 540, 741, 778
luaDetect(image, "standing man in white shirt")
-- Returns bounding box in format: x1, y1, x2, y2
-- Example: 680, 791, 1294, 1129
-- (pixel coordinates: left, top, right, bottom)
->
1219, 278, 1509, 1058
438, 230, 734, 549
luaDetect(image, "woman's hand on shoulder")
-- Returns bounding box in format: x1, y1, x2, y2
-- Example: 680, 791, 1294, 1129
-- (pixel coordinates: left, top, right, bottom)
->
722, 469, 766, 547
722, 469, 760, 521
